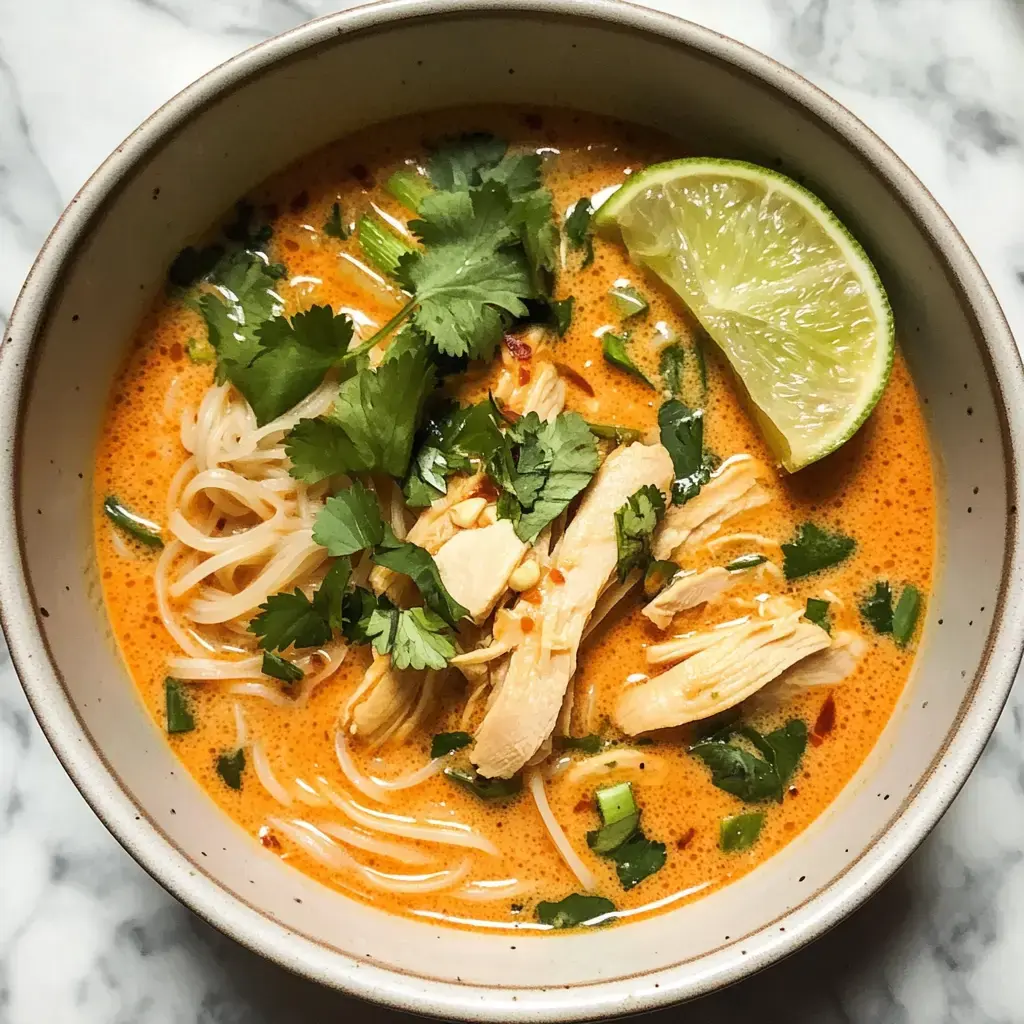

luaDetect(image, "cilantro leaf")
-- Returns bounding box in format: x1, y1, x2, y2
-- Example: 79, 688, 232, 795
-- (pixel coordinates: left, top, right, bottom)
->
659, 344, 685, 396
249, 589, 332, 652
362, 600, 457, 670
659, 399, 713, 504
479, 151, 543, 195
404, 400, 504, 506
497, 411, 599, 542
608, 283, 648, 319
804, 597, 831, 633
643, 558, 678, 598
216, 748, 246, 790
725, 553, 767, 571
236, 305, 355, 425
607, 832, 666, 889
551, 296, 574, 336
285, 346, 436, 483
165, 678, 195, 734
443, 767, 523, 800
720, 811, 764, 852
893, 584, 922, 646
261, 651, 304, 684
614, 484, 666, 582
861, 580, 894, 634
372, 526, 468, 627
431, 732, 472, 758
322, 201, 349, 239
312, 558, 350, 631
427, 132, 507, 190
512, 185, 558, 296
564, 197, 595, 267
168, 244, 224, 288
340, 587, 380, 644
312, 481, 386, 556
399, 184, 533, 359
782, 523, 856, 580
536, 893, 616, 929
602, 332, 652, 386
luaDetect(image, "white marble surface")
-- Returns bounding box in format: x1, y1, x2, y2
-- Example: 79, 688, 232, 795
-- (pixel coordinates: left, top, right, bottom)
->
1, 0, 1024, 1020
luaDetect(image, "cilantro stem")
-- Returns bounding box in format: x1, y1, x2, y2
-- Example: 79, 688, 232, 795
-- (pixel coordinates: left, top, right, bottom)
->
356, 300, 417, 353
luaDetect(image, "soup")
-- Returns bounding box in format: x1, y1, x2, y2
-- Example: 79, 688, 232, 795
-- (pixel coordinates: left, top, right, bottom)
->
95, 107, 934, 931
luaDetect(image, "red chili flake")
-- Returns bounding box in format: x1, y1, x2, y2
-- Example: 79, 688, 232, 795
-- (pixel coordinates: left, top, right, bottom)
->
283, 238, 300, 252
168, 342, 183, 362
520, 616, 535, 633
289, 190, 310, 213
573, 795, 594, 814
504, 333, 533, 361
812, 693, 836, 742
809, 734, 823, 747
471, 478, 500, 502
676, 827, 696, 850
522, 589, 543, 605
518, 365, 531, 386
494, 400, 520, 424
549, 568, 565, 584
259, 830, 282, 851
552, 361, 595, 397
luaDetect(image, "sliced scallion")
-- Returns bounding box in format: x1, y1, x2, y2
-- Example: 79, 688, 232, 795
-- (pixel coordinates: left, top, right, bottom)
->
165, 678, 195, 734
608, 282, 648, 319
356, 215, 415, 276
725, 553, 767, 572
385, 169, 434, 214
893, 585, 922, 646
261, 651, 304, 684
104, 496, 163, 548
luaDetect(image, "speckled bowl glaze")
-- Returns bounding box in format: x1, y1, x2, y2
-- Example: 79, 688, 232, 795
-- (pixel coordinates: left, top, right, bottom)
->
1, 1, 1021, 1018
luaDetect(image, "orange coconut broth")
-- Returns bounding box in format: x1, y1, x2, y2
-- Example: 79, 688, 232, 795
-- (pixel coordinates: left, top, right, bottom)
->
94, 107, 934, 929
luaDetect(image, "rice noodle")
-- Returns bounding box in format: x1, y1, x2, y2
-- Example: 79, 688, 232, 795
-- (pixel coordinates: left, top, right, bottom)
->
251, 740, 293, 806
232, 702, 248, 750
526, 769, 597, 891
564, 749, 668, 786
318, 779, 500, 856
454, 878, 537, 902
318, 822, 433, 866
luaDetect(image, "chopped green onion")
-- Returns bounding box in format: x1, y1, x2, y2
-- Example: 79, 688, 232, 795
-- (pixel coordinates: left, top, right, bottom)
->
586, 421, 645, 445
261, 651, 304, 684
587, 814, 640, 854
165, 678, 195, 734
536, 893, 615, 928
595, 781, 637, 825
644, 559, 679, 598
385, 169, 434, 213
861, 580, 894, 634
104, 496, 163, 548
356, 215, 415, 276
431, 731, 472, 758
725, 553, 767, 572
608, 282, 648, 319
322, 201, 350, 239
659, 344, 685, 397
185, 335, 216, 364
601, 332, 653, 387
720, 811, 764, 852
216, 748, 246, 790
893, 585, 922, 646
804, 597, 831, 633
444, 767, 522, 800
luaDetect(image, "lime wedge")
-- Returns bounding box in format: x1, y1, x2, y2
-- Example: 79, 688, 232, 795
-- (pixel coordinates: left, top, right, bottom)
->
593, 159, 893, 471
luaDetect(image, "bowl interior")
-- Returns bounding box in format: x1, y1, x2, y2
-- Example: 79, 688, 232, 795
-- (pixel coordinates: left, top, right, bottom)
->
5, 5, 1018, 1017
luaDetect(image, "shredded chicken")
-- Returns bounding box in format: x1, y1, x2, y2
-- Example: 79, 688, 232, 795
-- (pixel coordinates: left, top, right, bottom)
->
653, 455, 769, 561
642, 566, 735, 629
614, 601, 831, 734
346, 654, 425, 745
492, 327, 567, 422
434, 519, 529, 624
472, 442, 674, 778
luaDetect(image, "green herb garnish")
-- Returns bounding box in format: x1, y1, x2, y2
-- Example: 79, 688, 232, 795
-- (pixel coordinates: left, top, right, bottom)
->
249, 558, 351, 652
312, 481, 386, 556
586, 422, 645, 445
557, 734, 604, 754
587, 781, 639, 853
720, 811, 764, 852
892, 585, 922, 646
564, 197, 595, 268
659, 344, 685, 397
608, 282, 648, 319
165, 678, 195, 734
601, 331, 652, 386
168, 244, 224, 288
365, 603, 458, 670
443, 767, 522, 800
385, 169, 434, 213
804, 597, 831, 633
536, 893, 615, 929
322, 201, 349, 239
430, 732, 473, 758
613, 484, 666, 582
185, 336, 215, 364
643, 559, 679, 598
550, 296, 574, 336
103, 496, 163, 548
861, 580, 894, 634
216, 748, 246, 790
658, 399, 713, 504
781, 523, 855, 580
261, 651, 304, 684
357, 215, 415, 275
725, 553, 767, 571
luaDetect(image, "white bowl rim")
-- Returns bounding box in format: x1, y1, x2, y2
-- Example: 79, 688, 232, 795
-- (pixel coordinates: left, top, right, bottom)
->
1, 0, 1022, 1018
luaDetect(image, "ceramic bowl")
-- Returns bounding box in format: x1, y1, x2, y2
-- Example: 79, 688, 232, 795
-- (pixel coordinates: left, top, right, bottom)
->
2, 1, 1021, 1018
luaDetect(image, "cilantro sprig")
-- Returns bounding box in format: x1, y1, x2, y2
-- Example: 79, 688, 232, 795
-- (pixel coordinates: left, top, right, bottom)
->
613, 484, 666, 582
249, 558, 350, 652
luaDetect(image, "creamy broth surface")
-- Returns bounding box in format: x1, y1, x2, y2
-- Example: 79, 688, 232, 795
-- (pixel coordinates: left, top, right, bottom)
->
95, 107, 935, 929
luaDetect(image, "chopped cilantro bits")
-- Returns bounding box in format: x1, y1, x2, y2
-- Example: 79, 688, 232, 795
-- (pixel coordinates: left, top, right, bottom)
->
601, 331, 652, 386
804, 597, 831, 633
536, 893, 615, 929
216, 748, 246, 790
781, 523, 855, 580
165, 678, 195, 734
321, 201, 349, 239
658, 399, 713, 504
613, 484, 666, 582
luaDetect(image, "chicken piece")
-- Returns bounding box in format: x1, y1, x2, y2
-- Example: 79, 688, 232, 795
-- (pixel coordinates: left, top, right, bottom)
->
615, 602, 831, 734
473, 442, 674, 778
771, 631, 865, 691
642, 566, 735, 629
433, 519, 529, 624
346, 654, 424, 745
493, 327, 567, 422
369, 473, 486, 600
653, 456, 769, 561
520, 363, 566, 421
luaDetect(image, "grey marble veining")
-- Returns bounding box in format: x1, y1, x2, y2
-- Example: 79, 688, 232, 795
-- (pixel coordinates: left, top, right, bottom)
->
1, 0, 1023, 1021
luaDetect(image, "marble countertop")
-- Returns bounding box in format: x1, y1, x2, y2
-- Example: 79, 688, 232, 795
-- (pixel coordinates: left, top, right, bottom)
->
2, 0, 1024, 1021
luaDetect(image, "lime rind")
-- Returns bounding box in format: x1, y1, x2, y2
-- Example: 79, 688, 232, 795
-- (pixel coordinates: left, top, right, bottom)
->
594, 158, 894, 471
